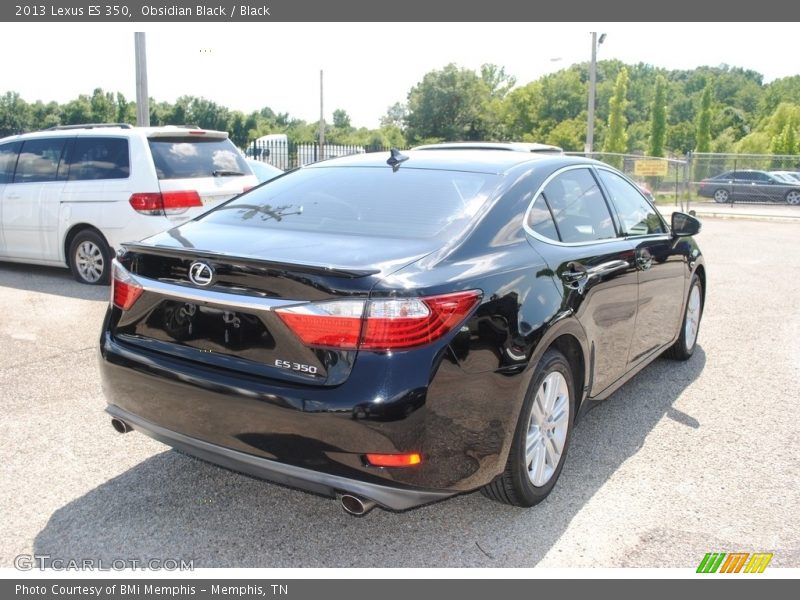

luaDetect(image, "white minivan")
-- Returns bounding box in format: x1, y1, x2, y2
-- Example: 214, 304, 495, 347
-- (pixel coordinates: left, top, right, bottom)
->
0, 124, 257, 284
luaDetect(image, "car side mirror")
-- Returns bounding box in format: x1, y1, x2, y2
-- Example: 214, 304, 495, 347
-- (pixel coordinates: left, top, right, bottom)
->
671, 212, 701, 237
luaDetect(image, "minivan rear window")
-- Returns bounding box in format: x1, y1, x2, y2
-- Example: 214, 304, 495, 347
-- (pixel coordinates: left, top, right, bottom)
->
201, 166, 500, 241
148, 137, 250, 180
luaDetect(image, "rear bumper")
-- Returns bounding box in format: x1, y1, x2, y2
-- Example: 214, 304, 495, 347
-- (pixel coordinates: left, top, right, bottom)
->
99, 325, 524, 506
106, 404, 453, 511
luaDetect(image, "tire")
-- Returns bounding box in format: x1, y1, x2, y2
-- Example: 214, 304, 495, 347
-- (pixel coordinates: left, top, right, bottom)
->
664, 274, 703, 361
785, 190, 800, 205
68, 229, 111, 285
713, 189, 729, 203
481, 349, 575, 507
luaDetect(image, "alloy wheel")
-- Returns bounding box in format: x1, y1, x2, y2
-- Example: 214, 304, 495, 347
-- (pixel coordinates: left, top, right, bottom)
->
684, 283, 702, 351
525, 371, 570, 487
75, 240, 105, 283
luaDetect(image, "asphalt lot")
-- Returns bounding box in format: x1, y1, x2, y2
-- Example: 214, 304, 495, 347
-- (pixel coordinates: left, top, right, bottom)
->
1, 217, 798, 568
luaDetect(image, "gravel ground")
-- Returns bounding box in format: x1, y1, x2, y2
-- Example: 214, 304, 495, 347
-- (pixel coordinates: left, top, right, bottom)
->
1, 218, 798, 568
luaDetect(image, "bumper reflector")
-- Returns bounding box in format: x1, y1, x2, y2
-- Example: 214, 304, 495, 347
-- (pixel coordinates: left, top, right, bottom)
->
365, 452, 422, 467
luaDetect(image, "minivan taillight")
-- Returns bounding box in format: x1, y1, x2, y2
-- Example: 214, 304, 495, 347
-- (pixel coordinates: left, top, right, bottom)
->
111, 261, 143, 311
275, 290, 481, 351
129, 191, 202, 216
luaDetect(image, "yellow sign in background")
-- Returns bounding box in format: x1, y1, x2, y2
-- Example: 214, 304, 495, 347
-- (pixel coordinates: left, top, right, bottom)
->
634, 159, 669, 177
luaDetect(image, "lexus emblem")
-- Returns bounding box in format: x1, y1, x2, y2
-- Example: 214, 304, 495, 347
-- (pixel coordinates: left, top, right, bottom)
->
188, 261, 214, 286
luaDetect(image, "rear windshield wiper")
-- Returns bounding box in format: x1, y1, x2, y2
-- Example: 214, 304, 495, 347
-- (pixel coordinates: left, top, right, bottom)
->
212, 170, 245, 177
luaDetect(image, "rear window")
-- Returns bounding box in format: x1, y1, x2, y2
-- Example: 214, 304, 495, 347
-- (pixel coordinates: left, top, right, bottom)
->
201, 166, 500, 240
148, 137, 250, 180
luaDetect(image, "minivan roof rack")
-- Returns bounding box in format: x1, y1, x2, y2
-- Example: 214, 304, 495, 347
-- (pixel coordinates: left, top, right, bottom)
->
44, 123, 134, 131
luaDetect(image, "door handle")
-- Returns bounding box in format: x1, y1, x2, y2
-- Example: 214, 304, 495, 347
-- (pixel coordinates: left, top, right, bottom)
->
561, 259, 628, 287
5, 193, 21, 199
561, 262, 588, 284
587, 259, 630, 277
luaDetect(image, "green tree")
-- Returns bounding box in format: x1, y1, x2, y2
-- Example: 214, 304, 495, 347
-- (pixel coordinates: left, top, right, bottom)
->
0, 92, 31, 136
771, 121, 798, 156
545, 118, 585, 151
89, 88, 117, 123
667, 122, 695, 155
648, 75, 667, 157
405, 63, 494, 142
61, 95, 92, 125
333, 109, 351, 130
695, 84, 713, 153
602, 67, 629, 166
501, 69, 584, 141
693, 83, 714, 180
380, 102, 408, 129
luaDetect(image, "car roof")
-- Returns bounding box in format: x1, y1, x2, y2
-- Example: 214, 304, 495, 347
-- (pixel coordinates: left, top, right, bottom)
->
0, 124, 228, 143
412, 141, 564, 154
306, 148, 585, 175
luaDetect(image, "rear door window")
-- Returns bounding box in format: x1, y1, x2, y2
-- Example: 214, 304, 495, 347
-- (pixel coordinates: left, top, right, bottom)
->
68, 137, 130, 180
13, 138, 68, 183
148, 137, 250, 180
535, 168, 616, 243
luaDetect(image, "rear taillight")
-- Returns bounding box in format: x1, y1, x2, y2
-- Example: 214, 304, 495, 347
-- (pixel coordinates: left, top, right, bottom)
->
129, 191, 202, 216
275, 290, 481, 351
111, 261, 143, 311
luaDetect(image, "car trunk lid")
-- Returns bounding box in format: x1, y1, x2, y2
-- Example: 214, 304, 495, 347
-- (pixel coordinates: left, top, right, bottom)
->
109, 224, 440, 387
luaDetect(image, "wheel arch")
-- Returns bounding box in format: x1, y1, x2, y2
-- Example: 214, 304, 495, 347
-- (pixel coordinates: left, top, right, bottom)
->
693, 263, 707, 308
525, 315, 590, 414
63, 224, 111, 267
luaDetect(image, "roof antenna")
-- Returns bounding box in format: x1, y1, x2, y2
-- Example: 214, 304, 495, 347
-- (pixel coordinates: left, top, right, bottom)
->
387, 148, 409, 171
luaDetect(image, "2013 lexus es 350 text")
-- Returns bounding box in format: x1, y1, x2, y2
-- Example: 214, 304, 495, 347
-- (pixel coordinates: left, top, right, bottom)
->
99, 149, 705, 515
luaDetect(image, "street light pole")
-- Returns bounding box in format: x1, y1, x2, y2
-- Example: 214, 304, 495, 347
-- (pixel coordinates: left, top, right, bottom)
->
585, 32, 605, 154
319, 69, 325, 161
134, 32, 150, 127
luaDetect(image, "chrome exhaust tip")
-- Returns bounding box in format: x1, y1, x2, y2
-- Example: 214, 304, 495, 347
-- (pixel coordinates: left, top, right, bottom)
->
111, 418, 132, 434
338, 493, 377, 516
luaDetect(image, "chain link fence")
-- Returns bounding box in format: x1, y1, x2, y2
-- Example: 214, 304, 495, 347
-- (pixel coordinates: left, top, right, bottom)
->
244, 140, 800, 210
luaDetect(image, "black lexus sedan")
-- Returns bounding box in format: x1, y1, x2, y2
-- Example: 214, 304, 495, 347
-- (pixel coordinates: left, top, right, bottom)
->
99, 149, 705, 515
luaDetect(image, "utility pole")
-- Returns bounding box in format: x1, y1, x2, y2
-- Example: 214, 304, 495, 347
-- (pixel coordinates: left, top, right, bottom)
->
134, 32, 150, 127
585, 32, 605, 154
318, 69, 325, 161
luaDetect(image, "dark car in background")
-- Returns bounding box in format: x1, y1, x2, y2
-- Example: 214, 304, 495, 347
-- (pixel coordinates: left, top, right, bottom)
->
698, 169, 800, 205
100, 150, 705, 515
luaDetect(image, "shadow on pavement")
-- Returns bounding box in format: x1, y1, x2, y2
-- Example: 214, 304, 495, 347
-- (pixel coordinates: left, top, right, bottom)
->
0, 262, 108, 301
33, 348, 706, 567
